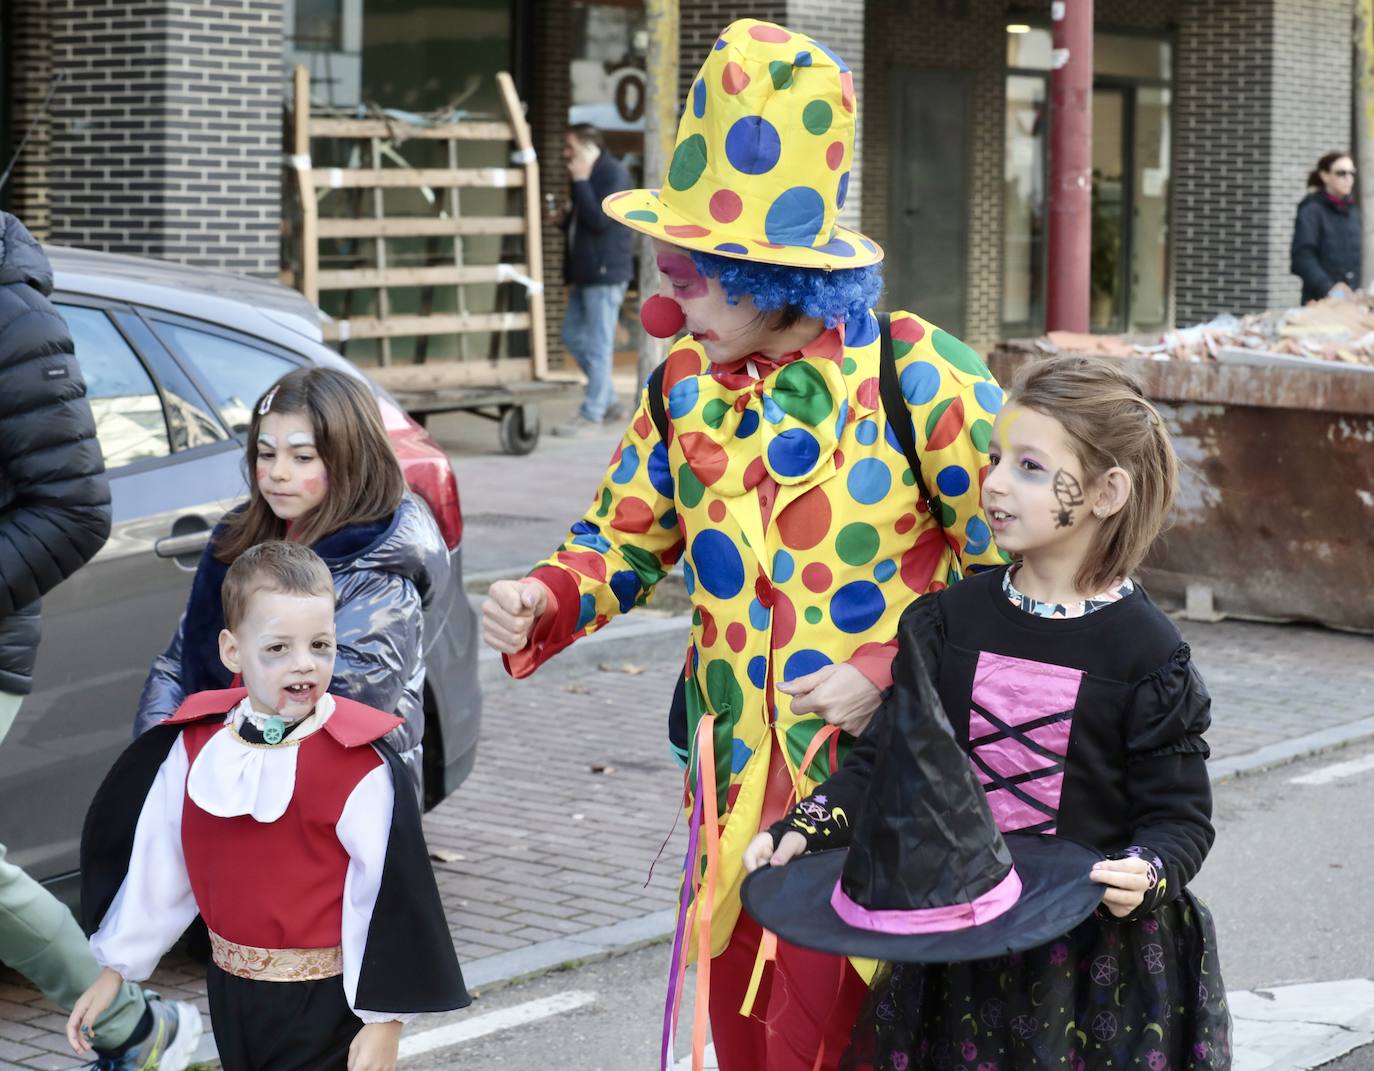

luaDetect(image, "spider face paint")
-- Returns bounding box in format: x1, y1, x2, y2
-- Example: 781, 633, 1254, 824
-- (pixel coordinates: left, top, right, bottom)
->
256, 412, 329, 521
983, 405, 1095, 557
1052, 469, 1085, 528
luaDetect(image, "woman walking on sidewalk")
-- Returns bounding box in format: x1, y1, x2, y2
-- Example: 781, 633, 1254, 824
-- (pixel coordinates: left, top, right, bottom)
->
483, 20, 1005, 1070
1291, 150, 1362, 304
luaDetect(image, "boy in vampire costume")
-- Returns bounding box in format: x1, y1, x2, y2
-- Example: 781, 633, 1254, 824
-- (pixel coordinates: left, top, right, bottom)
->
69, 542, 468, 1071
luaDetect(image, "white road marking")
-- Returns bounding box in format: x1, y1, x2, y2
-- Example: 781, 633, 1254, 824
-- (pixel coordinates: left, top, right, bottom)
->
399, 990, 598, 1060
1288, 752, 1374, 786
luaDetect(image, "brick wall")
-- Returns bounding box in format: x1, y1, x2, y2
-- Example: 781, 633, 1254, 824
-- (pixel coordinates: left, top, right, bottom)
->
1173, 0, 1349, 323
7, 0, 54, 239
1263, 0, 1352, 310
45, 0, 284, 275
530, 0, 574, 365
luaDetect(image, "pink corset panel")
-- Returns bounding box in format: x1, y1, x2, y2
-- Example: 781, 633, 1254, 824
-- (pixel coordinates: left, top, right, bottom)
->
966, 651, 1083, 834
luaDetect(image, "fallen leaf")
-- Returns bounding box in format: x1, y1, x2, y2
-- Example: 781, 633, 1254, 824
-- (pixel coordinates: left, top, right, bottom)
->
430, 848, 465, 864
590, 763, 617, 775
562, 682, 592, 694
598, 661, 645, 675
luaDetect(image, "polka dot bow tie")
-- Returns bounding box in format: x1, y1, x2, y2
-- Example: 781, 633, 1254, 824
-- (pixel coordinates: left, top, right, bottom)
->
671, 354, 853, 497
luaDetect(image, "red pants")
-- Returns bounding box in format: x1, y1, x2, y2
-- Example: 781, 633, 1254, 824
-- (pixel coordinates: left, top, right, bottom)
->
709, 910, 870, 1071
707, 741, 869, 1070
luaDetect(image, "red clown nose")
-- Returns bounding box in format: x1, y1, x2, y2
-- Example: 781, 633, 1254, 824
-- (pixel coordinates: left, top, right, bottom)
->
640, 295, 686, 339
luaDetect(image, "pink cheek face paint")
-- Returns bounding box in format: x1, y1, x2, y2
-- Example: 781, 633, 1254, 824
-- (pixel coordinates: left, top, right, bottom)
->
255, 462, 271, 486
303, 474, 326, 497
656, 252, 709, 299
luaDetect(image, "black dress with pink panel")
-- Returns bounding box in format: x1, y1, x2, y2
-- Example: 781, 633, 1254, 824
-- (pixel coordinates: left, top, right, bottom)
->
773, 566, 1232, 1071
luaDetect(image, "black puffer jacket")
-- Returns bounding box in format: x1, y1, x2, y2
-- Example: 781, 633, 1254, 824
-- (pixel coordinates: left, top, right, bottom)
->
1291, 191, 1362, 304
0, 213, 112, 695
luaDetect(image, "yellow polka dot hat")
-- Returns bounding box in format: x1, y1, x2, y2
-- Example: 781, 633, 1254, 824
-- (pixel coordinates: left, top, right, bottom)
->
602, 18, 883, 270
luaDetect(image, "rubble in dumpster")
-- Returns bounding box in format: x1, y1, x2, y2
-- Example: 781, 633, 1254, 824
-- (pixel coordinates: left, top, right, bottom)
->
1031, 293, 1374, 373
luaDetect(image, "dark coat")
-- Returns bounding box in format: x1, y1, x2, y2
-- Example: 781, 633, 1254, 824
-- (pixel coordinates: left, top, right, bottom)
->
0, 212, 112, 695
134, 493, 450, 793
563, 150, 635, 287
1291, 191, 1362, 304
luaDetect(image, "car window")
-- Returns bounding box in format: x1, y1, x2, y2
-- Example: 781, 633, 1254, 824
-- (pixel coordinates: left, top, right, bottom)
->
59, 305, 171, 469
158, 323, 298, 434
112, 311, 225, 451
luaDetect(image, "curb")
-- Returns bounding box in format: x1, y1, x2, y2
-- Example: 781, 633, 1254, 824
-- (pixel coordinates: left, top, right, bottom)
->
1208, 715, 1374, 783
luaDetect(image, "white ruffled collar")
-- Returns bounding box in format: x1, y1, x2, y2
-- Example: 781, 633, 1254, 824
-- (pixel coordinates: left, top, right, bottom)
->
187, 695, 336, 823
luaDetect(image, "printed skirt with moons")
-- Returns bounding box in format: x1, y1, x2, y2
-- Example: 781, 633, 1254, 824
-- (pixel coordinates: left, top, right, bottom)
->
839, 889, 1231, 1071
528, 309, 1007, 952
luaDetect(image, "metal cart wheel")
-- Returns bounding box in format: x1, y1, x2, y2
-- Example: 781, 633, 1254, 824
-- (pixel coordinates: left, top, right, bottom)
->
497, 404, 540, 455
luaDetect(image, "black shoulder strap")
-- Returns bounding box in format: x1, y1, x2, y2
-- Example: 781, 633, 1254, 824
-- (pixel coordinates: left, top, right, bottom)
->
876, 312, 939, 517
646, 359, 670, 443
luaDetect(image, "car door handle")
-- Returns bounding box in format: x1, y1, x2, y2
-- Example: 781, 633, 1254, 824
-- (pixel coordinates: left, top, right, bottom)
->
155, 530, 211, 559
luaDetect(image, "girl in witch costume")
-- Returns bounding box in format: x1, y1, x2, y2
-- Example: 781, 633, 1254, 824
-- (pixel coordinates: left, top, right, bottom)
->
744, 354, 1231, 1071
482, 18, 1006, 1071
134, 367, 449, 797
69, 542, 468, 1071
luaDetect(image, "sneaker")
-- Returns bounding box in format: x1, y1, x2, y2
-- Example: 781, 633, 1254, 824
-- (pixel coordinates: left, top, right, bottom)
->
551, 413, 601, 437
602, 401, 627, 424
90, 994, 203, 1070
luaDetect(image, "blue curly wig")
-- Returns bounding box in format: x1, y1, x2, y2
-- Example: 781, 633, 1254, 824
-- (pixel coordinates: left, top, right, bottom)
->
687, 251, 884, 330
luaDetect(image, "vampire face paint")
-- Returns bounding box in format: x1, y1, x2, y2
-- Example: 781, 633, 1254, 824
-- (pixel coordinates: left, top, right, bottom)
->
256, 411, 329, 521
218, 589, 337, 719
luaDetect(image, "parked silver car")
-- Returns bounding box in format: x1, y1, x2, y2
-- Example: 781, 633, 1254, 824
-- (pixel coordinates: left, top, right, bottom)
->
0, 247, 482, 902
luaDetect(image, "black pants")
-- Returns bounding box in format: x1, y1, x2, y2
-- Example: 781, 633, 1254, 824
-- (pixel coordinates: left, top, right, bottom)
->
207, 963, 362, 1070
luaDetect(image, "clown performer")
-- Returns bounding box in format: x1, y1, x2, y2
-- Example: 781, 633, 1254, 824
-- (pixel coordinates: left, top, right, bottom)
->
482, 19, 1007, 1071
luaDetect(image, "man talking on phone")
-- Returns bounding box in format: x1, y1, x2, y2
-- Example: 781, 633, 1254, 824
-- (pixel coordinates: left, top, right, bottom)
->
549, 123, 634, 436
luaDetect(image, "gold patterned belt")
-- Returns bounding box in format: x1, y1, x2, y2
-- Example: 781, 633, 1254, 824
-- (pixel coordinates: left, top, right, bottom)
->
209, 929, 343, 982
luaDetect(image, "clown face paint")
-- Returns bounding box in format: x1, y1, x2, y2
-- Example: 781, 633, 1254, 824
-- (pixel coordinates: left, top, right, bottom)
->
256, 411, 329, 522
982, 404, 1098, 563
218, 589, 337, 720
652, 240, 787, 365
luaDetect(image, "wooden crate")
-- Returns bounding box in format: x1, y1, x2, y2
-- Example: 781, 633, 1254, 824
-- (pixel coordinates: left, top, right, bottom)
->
285, 66, 548, 391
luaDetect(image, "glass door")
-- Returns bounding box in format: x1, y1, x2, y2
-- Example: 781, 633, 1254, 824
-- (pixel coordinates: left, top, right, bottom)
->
1090, 87, 1127, 333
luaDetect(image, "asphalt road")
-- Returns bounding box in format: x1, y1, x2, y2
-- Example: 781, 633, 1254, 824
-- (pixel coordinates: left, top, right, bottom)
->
399, 740, 1374, 1070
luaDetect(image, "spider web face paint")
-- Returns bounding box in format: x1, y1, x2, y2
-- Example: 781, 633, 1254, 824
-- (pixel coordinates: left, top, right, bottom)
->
1052, 469, 1085, 529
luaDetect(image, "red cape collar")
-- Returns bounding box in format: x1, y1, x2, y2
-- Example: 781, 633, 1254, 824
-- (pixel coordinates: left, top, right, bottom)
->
163, 687, 402, 748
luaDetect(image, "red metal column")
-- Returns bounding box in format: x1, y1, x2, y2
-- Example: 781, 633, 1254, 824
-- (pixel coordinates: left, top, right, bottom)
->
1046, 0, 1093, 332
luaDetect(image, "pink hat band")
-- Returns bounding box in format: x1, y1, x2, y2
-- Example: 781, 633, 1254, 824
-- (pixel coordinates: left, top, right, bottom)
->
829, 866, 1024, 935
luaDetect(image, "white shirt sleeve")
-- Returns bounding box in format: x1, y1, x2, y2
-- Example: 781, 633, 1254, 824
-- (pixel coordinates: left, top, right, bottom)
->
90, 736, 198, 981
336, 760, 414, 1025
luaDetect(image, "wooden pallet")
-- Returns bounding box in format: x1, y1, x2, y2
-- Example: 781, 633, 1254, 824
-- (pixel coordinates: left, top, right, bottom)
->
286, 65, 548, 391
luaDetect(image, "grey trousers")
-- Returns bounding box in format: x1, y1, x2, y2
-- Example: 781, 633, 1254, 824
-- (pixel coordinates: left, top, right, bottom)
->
0, 691, 147, 1049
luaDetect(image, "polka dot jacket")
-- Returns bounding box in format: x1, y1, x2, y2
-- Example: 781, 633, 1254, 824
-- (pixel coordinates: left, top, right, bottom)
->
507, 309, 1007, 951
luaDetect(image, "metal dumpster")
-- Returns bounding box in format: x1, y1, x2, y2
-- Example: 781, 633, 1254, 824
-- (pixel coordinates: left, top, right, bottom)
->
988, 343, 1374, 634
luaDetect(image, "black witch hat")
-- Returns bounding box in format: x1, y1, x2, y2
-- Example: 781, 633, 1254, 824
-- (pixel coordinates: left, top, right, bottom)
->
741, 654, 1104, 963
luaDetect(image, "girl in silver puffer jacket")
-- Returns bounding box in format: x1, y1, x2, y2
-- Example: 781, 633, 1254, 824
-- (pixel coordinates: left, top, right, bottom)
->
133, 367, 448, 796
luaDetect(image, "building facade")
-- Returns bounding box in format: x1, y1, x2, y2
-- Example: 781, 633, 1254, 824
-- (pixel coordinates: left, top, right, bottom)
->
0, 0, 1354, 355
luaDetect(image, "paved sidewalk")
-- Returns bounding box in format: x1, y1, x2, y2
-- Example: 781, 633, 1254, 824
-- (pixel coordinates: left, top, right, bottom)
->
2, 418, 1371, 1069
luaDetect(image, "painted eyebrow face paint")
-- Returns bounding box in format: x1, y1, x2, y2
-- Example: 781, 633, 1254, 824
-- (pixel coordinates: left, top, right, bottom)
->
286, 432, 315, 447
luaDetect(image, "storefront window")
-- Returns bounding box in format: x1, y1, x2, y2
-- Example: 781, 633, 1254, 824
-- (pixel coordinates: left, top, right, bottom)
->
1003, 29, 1172, 334
570, 4, 648, 185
